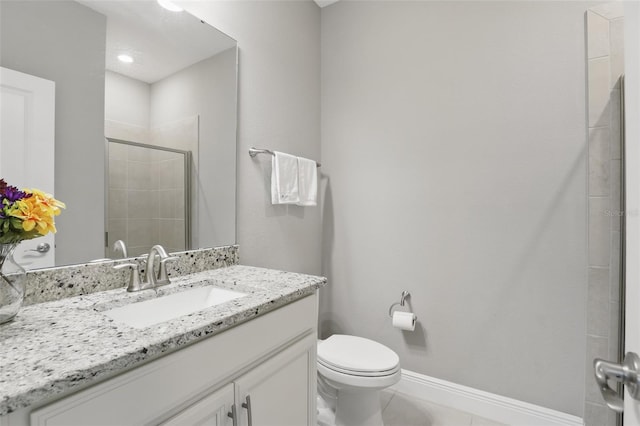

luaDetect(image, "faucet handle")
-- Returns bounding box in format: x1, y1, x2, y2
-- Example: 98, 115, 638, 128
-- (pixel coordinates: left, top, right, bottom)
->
114, 263, 142, 292
157, 256, 179, 285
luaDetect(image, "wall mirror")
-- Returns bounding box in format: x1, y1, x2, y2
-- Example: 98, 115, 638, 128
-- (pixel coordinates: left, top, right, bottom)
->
0, 0, 238, 269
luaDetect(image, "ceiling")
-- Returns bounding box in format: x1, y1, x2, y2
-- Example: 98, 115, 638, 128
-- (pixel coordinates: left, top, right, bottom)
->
78, 0, 236, 84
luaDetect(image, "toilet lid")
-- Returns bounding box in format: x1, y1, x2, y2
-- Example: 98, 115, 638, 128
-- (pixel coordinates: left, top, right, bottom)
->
317, 335, 400, 374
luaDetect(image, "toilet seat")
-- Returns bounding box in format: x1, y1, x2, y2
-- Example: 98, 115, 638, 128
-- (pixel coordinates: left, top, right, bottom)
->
317, 334, 400, 377
318, 358, 400, 377
317, 359, 401, 390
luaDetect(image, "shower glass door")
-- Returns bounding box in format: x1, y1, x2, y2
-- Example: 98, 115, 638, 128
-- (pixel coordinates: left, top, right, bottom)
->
106, 138, 191, 258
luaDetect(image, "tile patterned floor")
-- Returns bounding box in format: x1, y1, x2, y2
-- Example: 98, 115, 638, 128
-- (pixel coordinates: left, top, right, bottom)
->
380, 389, 506, 426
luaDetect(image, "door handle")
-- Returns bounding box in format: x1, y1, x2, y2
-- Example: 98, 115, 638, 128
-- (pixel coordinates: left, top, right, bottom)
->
594, 352, 640, 412
27, 243, 50, 253
242, 395, 252, 426
227, 403, 237, 426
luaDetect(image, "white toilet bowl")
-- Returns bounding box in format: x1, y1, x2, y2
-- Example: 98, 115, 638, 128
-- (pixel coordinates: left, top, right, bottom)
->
317, 335, 401, 426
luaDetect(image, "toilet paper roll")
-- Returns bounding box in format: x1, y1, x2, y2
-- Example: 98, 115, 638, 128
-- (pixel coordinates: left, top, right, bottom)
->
392, 311, 416, 331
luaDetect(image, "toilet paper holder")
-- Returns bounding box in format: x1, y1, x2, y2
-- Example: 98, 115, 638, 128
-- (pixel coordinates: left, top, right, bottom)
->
388, 291, 411, 317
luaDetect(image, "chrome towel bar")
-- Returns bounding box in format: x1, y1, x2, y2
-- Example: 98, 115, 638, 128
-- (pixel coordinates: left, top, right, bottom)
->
249, 147, 321, 167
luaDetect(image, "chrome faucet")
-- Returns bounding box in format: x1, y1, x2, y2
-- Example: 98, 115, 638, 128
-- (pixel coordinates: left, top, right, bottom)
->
114, 262, 145, 292
114, 245, 178, 292
144, 245, 178, 288
113, 240, 128, 258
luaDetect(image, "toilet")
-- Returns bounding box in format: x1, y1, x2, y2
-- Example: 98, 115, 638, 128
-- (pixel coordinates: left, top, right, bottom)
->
317, 335, 401, 426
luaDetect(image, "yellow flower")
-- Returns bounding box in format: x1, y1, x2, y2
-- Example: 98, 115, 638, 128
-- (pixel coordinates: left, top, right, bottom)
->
8, 190, 65, 236
26, 189, 65, 217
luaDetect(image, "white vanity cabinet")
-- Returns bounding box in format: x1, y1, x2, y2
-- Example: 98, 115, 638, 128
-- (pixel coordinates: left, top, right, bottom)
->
162, 335, 314, 426
16, 293, 318, 426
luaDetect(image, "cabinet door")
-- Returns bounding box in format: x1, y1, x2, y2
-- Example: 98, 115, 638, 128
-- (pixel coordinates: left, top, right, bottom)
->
160, 383, 235, 426
235, 334, 316, 426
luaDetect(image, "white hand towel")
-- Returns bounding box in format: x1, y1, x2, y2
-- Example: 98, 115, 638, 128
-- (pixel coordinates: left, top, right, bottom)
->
296, 157, 317, 206
271, 151, 300, 204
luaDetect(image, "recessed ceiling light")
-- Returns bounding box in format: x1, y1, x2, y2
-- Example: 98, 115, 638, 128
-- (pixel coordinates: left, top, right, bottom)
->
157, 0, 183, 12
117, 54, 134, 64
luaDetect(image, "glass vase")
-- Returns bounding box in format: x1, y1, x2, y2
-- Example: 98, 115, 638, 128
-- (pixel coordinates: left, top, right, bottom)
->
0, 243, 26, 324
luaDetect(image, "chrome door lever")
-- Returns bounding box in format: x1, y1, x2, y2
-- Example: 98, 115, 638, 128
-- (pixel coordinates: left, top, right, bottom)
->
594, 352, 640, 412
28, 242, 50, 253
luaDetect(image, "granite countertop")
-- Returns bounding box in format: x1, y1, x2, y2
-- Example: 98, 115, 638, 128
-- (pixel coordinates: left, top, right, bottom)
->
0, 265, 326, 416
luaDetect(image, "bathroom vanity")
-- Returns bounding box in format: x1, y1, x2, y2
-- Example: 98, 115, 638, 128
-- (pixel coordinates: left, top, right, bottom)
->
0, 262, 325, 426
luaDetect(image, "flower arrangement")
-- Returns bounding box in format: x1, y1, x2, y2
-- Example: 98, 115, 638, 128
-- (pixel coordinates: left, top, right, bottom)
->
0, 179, 65, 244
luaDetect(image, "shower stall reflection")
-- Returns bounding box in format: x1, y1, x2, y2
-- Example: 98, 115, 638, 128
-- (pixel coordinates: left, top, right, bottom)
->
106, 138, 191, 258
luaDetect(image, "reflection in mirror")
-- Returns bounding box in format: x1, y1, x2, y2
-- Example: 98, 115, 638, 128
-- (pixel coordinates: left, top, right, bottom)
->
106, 138, 191, 258
0, 0, 238, 269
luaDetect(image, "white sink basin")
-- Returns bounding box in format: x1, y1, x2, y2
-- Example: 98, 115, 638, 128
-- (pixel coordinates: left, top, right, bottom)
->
104, 286, 247, 329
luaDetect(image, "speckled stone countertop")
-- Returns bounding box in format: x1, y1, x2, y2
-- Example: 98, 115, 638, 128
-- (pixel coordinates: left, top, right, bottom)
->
0, 265, 326, 415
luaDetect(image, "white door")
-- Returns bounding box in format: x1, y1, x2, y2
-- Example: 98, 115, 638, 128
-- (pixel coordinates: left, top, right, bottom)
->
0, 67, 56, 269
624, 2, 640, 424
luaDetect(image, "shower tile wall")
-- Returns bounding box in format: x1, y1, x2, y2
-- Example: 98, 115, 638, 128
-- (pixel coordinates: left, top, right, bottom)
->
107, 143, 186, 258
107, 142, 130, 257
585, 5, 624, 425
155, 148, 186, 254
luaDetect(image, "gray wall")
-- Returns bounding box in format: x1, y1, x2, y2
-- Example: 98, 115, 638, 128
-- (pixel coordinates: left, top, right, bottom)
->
182, 1, 322, 274
0, 1, 106, 265
105, 71, 150, 130
321, 1, 589, 416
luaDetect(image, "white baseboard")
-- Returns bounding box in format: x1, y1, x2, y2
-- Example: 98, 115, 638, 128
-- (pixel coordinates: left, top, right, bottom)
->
391, 369, 584, 426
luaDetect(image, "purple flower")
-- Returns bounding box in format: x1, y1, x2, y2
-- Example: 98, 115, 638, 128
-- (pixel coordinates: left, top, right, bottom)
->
0, 178, 29, 203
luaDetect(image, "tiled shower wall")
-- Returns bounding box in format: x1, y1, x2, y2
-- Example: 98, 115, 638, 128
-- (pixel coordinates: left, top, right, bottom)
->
153, 148, 187, 254
585, 4, 624, 425
107, 142, 187, 257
